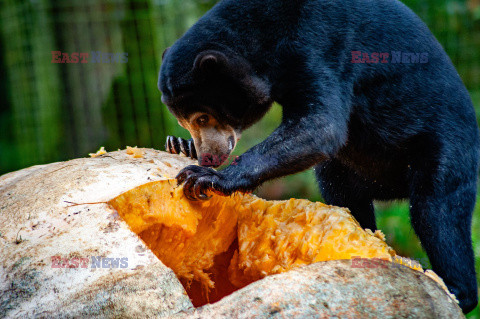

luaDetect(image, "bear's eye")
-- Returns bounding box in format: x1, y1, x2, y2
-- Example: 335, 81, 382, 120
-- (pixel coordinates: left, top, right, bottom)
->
196, 115, 210, 127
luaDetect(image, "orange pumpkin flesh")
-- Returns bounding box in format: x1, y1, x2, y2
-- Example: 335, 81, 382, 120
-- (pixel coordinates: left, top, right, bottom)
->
108, 180, 407, 306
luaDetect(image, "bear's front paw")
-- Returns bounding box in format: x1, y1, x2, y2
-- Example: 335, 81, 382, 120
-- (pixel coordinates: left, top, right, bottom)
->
176, 165, 232, 201
165, 136, 197, 159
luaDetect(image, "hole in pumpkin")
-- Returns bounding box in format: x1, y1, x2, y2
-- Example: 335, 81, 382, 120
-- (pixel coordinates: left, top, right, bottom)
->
108, 180, 396, 307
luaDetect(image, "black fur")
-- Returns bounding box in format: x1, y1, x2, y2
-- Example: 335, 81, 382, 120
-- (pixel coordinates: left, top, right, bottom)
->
158, 0, 479, 313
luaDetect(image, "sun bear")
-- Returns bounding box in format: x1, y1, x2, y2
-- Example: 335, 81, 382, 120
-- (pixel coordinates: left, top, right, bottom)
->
158, 0, 479, 313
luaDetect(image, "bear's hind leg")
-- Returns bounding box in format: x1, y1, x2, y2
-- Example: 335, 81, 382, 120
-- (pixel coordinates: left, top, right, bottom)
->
409, 172, 478, 313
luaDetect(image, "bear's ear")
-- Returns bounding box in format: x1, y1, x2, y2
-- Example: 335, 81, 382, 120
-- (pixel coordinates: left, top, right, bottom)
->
193, 50, 228, 73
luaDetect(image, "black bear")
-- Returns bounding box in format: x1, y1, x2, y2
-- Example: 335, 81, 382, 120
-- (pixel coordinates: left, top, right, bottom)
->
158, 0, 479, 313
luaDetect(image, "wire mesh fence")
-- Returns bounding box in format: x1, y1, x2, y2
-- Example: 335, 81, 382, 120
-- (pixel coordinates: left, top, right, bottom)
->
0, 0, 214, 174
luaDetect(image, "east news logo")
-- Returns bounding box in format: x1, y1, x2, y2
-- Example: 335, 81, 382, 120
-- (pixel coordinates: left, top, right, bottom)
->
51, 256, 129, 268
51, 51, 128, 63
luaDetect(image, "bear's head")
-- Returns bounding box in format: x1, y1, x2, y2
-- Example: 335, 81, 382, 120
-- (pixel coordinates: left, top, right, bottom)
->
158, 42, 272, 166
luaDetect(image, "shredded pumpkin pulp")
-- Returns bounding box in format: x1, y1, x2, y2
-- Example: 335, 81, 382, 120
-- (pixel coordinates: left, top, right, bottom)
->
109, 179, 450, 306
